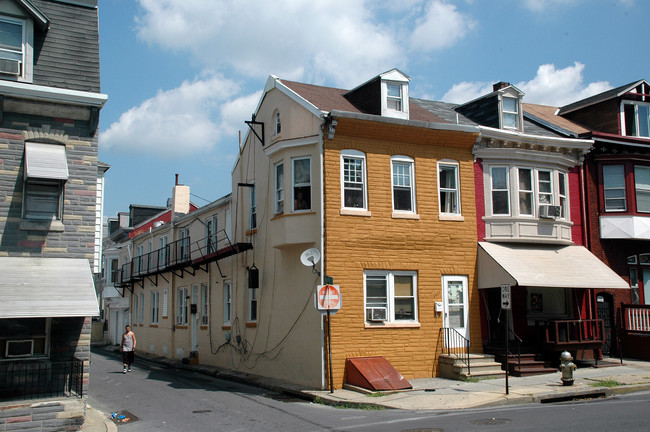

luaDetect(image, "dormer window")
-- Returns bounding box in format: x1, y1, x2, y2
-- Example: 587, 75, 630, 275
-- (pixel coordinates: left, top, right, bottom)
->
623, 101, 650, 138
502, 96, 519, 129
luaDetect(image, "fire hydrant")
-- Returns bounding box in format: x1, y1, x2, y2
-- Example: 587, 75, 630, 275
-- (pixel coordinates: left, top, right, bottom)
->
559, 351, 576, 386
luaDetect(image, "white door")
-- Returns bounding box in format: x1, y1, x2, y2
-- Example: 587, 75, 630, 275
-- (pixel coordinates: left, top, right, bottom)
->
442, 275, 469, 347
191, 285, 199, 352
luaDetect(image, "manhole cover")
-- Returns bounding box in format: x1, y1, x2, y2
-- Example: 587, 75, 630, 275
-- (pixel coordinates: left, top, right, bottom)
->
108, 410, 139, 424
467, 418, 511, 425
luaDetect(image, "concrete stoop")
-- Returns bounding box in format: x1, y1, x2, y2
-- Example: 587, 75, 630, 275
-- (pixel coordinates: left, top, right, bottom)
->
439, 353, 506, 381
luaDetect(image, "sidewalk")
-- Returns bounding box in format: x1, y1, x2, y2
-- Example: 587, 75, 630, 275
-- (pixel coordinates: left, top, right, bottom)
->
82, 345, 650, 431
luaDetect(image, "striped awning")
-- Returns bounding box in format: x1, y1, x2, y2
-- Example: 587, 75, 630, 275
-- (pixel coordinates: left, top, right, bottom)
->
0, 257, 99, 318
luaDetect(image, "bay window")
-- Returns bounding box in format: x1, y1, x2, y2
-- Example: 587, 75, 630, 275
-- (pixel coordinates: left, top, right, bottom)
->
518, 168, 533, 216
491, 166, 510, 215
292, 157, 311, 211
634, 165, 650, 212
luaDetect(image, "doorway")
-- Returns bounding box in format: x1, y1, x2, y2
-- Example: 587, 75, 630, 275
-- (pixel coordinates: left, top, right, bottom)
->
596, 292, 614, 356
442, 275, 469, 347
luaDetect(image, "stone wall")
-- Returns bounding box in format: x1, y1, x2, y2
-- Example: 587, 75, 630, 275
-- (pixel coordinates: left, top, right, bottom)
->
0, 399, 85, 432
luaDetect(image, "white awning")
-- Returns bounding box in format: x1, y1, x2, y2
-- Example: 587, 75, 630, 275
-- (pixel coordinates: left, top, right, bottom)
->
24, 142, 69, 180
0, 257, 99, 318
478, 242, 629, 290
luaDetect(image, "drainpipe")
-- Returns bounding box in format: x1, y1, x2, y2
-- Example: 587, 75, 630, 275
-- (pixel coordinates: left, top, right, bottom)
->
319, 116, 326, 391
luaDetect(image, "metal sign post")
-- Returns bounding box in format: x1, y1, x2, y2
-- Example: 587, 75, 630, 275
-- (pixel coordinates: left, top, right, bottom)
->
501, 284, 511, 395
316, 285, 341, 394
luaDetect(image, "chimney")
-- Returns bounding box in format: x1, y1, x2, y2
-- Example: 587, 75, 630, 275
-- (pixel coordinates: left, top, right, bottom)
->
493, 82, 511, 92
171, 174, 190, 219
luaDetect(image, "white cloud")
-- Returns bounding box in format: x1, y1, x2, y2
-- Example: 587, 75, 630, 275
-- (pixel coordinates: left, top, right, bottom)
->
134, 0, 474, 88
441, 62, 612, 107
101, 75, 259, 157
410, 1, 476, 51
523, 0, 581, 12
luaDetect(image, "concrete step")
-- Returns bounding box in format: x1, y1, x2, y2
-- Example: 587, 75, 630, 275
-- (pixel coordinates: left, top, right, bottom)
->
439, 354, 506, 380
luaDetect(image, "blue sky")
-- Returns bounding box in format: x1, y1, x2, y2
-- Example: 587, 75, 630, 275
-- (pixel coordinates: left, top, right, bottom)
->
98, 0, 649, 218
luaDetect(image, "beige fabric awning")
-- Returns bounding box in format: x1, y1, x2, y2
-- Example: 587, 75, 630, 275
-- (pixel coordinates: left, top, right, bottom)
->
478, 242, 629, 290
0, 257, 99, 318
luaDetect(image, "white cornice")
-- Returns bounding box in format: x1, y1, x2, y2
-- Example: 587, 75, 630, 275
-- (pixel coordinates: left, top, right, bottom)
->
0, 80, 107, 108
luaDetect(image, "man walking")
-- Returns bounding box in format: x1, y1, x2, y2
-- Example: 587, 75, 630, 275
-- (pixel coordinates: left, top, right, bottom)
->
121, 325, 136, 373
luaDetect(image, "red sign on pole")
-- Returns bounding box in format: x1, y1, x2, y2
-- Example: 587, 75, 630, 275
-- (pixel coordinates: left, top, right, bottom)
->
316, 284, 341, 312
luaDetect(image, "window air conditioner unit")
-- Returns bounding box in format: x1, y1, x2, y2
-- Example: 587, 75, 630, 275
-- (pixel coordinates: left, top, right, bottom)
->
6, 339, 34, 357
368, 307, 387, 322
539, 205, 561, 219
0, 58, 20, 75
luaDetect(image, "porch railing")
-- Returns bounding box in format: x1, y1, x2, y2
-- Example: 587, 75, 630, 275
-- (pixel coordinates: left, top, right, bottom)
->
539, 319, 604, 347
623, 304, 650, 333
0, 358, 84, 401
441, 327, 470, 375
507, 328, 523, 371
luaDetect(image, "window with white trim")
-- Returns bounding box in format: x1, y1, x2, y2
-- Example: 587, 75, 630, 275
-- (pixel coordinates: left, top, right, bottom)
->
275, 162, 284, 214
438, 161, 460, 215
224, 280, 232, 325
517, 168, 533, 216
537, 170, 553, 205
635, 166, 650, 212
558, 172, 568, 218
179, 227, 190, 260
206, 216, 217, 253
162, 288, 168, 317
392, 156, 415, 212
151, 291, 159, 324
249, 185, 257, 230
200, 283, 209, 325
177, 287, 188, 325
133, 294, 138, 324
364, 270, 417, 323
386, 83, 403, 111
248, 288, 258, 322
502, 96, 520, 129
623, 101, 650, 138
491, 166, 510, 215
0, 15, 32, 81
341, 150, 367, 209
140, 293, 144, 325
603, 165, 626, 211
292, 157, 311, 211
134, 245, 143, 273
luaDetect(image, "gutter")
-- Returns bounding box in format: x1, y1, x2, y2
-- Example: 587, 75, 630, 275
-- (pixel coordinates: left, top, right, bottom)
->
0, 80, 107, 108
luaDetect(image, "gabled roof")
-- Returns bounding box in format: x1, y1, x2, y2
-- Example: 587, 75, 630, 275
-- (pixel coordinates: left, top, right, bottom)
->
16, 0, 49, 31
557, 80, 648, 115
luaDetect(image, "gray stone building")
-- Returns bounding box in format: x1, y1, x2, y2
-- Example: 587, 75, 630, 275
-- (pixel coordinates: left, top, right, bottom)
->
0, 1, 107, 430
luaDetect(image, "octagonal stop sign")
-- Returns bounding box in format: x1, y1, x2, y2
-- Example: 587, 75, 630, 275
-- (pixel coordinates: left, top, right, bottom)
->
316, 284, 341, 312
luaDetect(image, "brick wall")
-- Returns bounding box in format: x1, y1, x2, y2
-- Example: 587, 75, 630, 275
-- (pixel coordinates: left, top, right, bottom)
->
323, 118, 481, 387
0, 399, 85, 432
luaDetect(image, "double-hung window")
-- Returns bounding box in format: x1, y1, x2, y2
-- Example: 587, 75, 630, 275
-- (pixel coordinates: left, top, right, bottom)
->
603, 165, 626, 211
502, 96, 519, 129
151, 291, 159, 324
558, 172, 568, 218
200, 283, 209, 325
341, 150, 366, 209
438, 161, 460, 215
249, 185, 257, 230
517, 168, 533, 216
634, 166, 650, 212
537, 170, 553, 205
386, 83, 403, 111
159, 236, 168, 267
224, 280, 232, 325
293, 157, 311, 211
22, 143, 68, 223
274, 162, 284, 214
140, 293, 145, 325
177, 287, 188, 325
135, 245, 143, 274
179, 228, 190, 260
491, 166, 510, 215
206, 216, 217, 253
0, 17, 24, 78
391, 156, 415, 212
364, 271, 417, 323
624, 101, 650, 138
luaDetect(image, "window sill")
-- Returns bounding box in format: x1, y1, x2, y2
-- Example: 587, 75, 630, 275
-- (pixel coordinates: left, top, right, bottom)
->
200, 326, 208, 330
20, 219, 64, 232
175, 325, 188, 329
392, 212, 419, 220
162, 316, 168, 319
340, 208, 371, 217
245, 322, 257, 328
149, 324, 158, 328
364, 322, 421, 329
438, 214, 464, 222
222, 325, 232, 330
245, 228, 258, 236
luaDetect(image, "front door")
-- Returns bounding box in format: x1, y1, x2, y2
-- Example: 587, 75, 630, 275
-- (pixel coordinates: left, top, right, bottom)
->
191, 285, 199, 352
596, 293, 614, 356
442, 275, 469, 347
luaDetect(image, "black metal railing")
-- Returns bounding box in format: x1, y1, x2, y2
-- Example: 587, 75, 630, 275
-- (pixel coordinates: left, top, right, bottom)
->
0, 358, 84, 401
507, 328, 522, 371
441, 327, 470, 375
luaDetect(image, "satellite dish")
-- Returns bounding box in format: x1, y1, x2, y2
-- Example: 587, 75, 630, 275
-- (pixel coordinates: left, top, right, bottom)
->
300, 248, 321, 267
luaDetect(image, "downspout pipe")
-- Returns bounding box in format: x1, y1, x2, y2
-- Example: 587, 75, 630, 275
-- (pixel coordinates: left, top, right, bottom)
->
319, 114, 327, 390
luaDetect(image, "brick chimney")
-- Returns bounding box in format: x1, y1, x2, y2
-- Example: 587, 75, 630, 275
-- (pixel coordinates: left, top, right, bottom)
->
171, 174, 190, 219
493, 82, 511, 91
